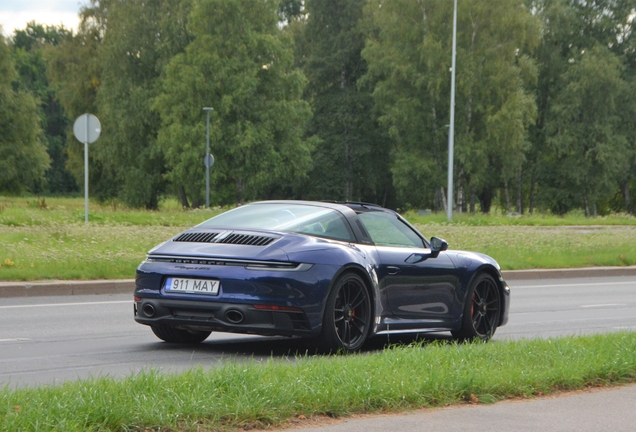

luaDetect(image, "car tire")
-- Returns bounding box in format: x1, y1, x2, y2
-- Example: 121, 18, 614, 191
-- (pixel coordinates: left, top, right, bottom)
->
151, 325, 211, 344
452, 273, 501, 342
317, 272, 372, 353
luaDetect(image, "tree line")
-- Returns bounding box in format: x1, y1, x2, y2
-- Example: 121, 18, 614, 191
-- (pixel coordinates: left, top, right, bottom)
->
1, 0, 634, 215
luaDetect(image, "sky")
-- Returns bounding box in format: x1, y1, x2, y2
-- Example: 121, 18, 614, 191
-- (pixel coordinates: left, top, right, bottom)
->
0, 0, 83, 38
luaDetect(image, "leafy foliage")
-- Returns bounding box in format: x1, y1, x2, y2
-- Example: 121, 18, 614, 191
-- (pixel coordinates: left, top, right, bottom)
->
155, 0, 313, 206
547, 46, 627, 215
12, 22, 78, 194
527, 0, 636, 215
362, 0, 540, 212
46, 3, 113, 200
298, 0, 393, 205
95, 0, 195, 209
0, 34, 50, 194
3, 0, 636, 215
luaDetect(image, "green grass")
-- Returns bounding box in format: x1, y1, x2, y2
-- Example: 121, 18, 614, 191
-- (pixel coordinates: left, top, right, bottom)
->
0, 196, 635, 281
1, 332, 636, 431
413, 224, 636, 270
0, 197, 222, 280
0, 196, 220, 227
0, 224, 184, 279
403, 208, 636, 226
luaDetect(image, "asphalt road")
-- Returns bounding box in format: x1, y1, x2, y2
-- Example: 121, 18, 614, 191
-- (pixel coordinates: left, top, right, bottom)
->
494, 275, 636, 339
1, 275, 635, 388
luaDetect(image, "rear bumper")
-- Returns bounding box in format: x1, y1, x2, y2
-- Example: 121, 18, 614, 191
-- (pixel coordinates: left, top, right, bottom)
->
134, 297, 314, 337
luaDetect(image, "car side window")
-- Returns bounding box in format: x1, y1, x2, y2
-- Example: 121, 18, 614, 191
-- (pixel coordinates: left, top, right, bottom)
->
357, 212, 425, 248
296, 214, 354, 242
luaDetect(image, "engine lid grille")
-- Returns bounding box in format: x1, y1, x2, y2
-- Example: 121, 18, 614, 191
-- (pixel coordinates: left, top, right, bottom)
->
173, 231, 278, 246
174, 232, 220, 243
217, 233, 276, 246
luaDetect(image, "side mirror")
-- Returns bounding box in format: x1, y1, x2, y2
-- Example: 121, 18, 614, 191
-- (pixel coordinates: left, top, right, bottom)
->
429, 236, 448, 257
404, 237, 449, 264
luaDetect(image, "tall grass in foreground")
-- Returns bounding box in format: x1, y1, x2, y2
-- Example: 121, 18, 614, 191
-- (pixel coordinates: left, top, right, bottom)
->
2, 332, 636, 431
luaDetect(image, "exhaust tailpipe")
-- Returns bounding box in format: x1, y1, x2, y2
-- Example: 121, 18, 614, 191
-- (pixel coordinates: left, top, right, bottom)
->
225, 309, 244, 324
142, 303, 156, 318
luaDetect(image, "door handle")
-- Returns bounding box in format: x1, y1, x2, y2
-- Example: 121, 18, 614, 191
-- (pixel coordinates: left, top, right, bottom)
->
387, 266, 401, 275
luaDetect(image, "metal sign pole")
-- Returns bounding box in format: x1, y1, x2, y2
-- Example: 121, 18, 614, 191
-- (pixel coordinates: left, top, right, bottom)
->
73, 113, 101, 224
85, 115, 89, 224
206, 110, 210, 209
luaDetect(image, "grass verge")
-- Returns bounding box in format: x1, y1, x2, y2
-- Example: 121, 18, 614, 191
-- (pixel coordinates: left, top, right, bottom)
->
2, 332, 636, 431
412, 224, 636, 269
1, 197, 635, 280
403, 209, 636, 226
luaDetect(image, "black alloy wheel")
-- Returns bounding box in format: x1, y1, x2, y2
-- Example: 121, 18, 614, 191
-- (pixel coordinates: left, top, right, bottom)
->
151, 325, 211, 344
452, 273, 501, 341
318, 272, 372, 353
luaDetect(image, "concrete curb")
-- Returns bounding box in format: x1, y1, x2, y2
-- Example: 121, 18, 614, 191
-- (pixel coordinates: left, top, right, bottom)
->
0, 279, 135, 298
502, 266, 636, 280
1, 266, 636, 298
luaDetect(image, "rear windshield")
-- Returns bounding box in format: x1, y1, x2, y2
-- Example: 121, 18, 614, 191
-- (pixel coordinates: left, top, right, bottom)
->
199, 203, 354, 242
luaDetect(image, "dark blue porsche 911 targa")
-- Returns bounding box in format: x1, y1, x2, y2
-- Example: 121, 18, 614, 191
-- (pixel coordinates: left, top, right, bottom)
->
134, 200, 510, 352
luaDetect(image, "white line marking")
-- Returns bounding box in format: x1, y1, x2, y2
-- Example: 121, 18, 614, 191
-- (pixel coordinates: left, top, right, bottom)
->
0, 300, 131, 310
512, 281, 635, 289
0, 338, 30, 342
580, 304, 627, 308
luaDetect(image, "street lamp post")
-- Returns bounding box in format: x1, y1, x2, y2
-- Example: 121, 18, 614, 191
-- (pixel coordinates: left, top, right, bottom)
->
203, 107, 214, 209
447, 0, 458, 221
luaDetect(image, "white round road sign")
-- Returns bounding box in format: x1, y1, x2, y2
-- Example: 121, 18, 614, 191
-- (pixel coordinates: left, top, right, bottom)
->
204, 154, 215, 168
73, 113, 101, 144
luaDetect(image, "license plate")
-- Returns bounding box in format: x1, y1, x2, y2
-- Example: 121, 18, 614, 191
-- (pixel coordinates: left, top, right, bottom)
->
164, 277, 220, 295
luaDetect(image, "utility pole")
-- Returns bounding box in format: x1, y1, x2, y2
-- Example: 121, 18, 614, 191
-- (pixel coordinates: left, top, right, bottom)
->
447, 0, 458, 221
203, 107, 214, 209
